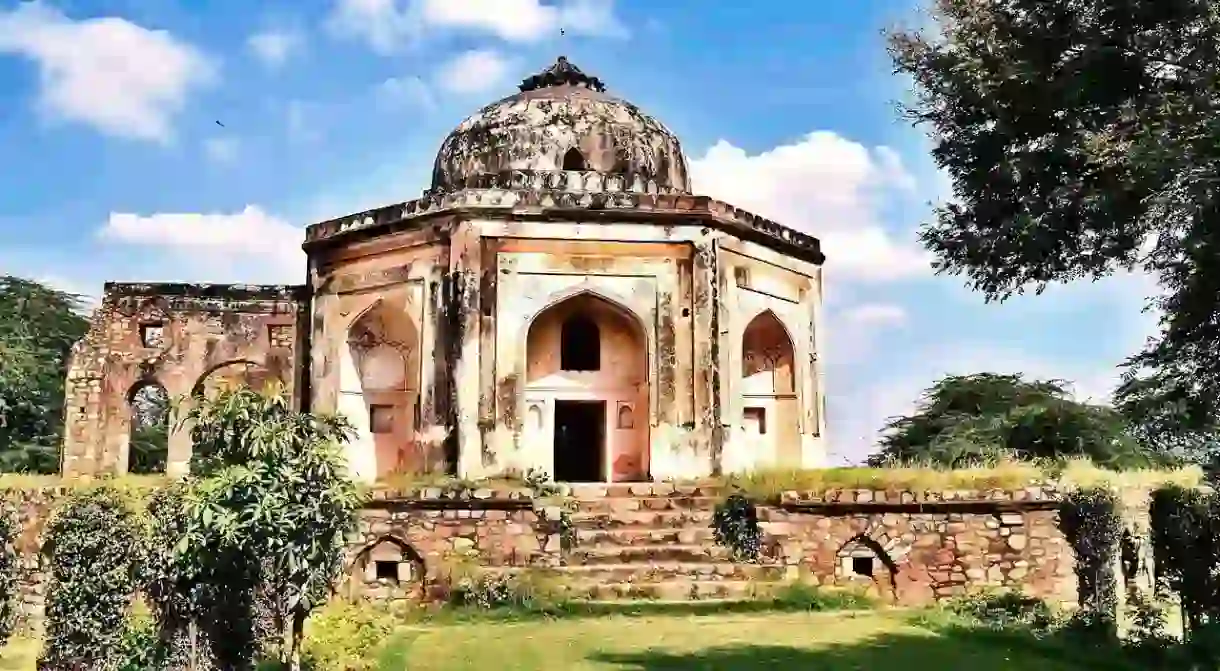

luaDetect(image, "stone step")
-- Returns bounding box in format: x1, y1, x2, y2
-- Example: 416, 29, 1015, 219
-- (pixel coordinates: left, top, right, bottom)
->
570, 579, 785, 601
568, 496, 722, 514
574, 526, 717, 548
566, 544, 733, 566
568, 509, 716, 529
544, 562, 789, 584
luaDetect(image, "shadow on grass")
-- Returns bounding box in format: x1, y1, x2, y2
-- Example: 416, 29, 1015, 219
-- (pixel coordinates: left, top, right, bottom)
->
588, 625, 1146, 671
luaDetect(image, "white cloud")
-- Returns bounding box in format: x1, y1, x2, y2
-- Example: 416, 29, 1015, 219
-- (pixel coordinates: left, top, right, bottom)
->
0, 2, 215, 142
435, 49, 512, 95
247, 28, 302, 69
688, 132, 933, 283
98, 206, 304, 283
202, 136, 239, 163
328, 0, 625, 54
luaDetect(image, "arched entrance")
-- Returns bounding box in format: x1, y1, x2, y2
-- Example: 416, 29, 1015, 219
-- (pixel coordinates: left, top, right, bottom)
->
338, 301, 420, 481
741, 311, 800, 466
525, 293, 649, 482
127, 380, 169, 474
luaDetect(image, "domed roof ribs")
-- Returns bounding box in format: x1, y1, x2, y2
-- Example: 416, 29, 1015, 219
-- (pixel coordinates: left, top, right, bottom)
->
519, 56, 606, 93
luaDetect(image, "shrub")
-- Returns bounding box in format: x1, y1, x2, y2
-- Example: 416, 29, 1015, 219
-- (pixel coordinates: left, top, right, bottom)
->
299, 599, 399, 671
946, 591, 1059, 633
38, 485, 143, 670
711, 492, 761, 562
448, 570, 565, 612
1148, 484, 1220, 660
1059, 487, 1122, 636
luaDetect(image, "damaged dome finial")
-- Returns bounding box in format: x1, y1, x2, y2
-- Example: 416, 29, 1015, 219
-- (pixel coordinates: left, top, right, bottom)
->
518, 56, 606, 93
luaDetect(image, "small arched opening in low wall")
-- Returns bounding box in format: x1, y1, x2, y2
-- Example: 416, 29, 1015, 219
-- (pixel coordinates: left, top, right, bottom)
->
348, 536, 426, 601
836, 534, 899, 600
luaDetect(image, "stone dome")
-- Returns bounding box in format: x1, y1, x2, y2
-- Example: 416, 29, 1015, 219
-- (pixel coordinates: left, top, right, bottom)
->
430, 57, 691, 195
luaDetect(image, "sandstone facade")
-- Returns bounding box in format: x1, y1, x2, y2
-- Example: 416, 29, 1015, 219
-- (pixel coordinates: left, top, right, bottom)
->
61, 56, 827, 484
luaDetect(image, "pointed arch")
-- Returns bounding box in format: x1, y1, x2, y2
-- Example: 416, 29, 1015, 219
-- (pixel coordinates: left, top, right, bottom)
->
127, 379, 169, 474
741, 310, 796, 395
524, 289, 650, 483
740, 308, 800, 467
836, 534, 899, 598
339, 297, 422, 481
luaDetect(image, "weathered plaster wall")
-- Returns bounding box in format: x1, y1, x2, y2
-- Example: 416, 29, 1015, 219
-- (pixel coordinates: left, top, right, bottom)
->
308, 227, 450, 482
62, 284, 308, 477
717, 243, 824, 473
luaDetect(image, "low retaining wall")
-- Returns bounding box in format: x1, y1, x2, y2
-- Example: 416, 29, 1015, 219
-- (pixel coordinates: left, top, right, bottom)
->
2, 483, 1080, 629
762, 487, 1075, 604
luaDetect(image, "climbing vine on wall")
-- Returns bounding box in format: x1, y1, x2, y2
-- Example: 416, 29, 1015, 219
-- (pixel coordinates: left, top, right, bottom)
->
1149, 486, 1220, 641
711, 492, 761, 563
38, 485, 143, 670
1059, 487, 1122, 636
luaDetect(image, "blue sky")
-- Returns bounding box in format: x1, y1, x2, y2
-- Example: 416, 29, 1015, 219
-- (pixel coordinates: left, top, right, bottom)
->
0, 0, 1157, 463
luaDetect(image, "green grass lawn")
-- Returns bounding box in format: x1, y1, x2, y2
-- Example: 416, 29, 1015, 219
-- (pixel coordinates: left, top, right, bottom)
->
372, 610, 1105, 670
0, 610, 1121, 670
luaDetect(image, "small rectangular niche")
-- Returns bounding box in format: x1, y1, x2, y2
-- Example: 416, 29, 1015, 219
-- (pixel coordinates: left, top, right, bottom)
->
851, 556, 874, 577
374, 560, 400, 583
743, 407, 767, 435
139, 323, 164, 348
369, 405, 396, 434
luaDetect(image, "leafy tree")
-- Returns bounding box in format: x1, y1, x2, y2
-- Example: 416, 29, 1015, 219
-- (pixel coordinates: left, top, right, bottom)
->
38, 486, 143, 671
868, 373, 1160, 468
887, 0, 1220, 448
171, 384, 362, 670
0, 277, 88, 473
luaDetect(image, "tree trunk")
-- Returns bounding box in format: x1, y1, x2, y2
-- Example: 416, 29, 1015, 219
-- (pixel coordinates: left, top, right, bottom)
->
287, 607, 306, 671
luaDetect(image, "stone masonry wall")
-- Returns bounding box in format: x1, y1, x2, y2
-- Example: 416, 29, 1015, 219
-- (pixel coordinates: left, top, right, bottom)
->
62, 283, 309, 477
2, 484, 1080, 633
760, 487, 1076, 606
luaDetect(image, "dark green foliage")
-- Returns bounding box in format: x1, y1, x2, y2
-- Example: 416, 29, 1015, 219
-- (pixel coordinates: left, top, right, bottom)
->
1149, 486, 1220, 640
38, 486, 142, 671
711, 493, 761, 562
0, 277, 88, 473
889, 0, 1220, 446
946, 591, 1058, 633
869, 373, 1158, 467
1059, 488, 1121, 636
172, 386, 363, 669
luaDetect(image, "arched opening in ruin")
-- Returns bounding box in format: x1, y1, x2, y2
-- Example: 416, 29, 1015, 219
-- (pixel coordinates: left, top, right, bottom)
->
562, 147, 587, 171
339, 301, 421, 481
351, 536, 425, 599
192, 360, 272, 399
741, 310, 800, 466
526, 292, 649, 482
836, 535, 898, 599
127, 380, 169, 474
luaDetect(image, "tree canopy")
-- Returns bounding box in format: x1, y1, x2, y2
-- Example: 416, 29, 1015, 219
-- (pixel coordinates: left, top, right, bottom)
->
888, 0, 1220, 450
868, 373, 1162, 468
0, 276, 88, 473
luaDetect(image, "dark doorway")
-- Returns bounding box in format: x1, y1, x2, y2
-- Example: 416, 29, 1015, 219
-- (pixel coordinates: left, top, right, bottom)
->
554, 400, 605, 482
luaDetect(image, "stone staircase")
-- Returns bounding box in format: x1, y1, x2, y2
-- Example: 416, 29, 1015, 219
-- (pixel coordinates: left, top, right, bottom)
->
545, 483, 788, 601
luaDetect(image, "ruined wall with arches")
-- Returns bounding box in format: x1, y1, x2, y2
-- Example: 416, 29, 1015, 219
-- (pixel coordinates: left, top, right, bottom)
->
61, 283, 308, 477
